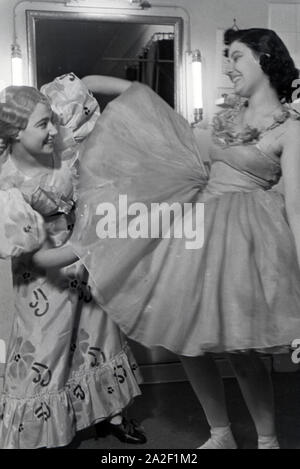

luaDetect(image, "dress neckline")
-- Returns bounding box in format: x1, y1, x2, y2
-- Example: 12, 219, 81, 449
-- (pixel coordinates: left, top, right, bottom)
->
212, 100, 296, 148
7, 152, 59, 181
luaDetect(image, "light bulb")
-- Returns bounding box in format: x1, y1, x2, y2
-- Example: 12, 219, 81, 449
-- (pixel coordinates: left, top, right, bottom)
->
192, 49, 203, 121
11, 43, 23, 86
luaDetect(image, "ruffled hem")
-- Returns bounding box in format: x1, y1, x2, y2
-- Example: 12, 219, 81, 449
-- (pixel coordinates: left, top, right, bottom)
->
0, 346, 141, 449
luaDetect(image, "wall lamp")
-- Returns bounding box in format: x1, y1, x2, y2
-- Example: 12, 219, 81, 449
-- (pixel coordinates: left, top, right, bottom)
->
11, 43, 23, 86
11, 0, 26, 86
192, 49, 203, 122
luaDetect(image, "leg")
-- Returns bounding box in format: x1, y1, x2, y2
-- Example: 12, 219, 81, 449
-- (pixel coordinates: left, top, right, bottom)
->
180, 355, 229, 427
228, 352, 279, 448
180, 355, 237, 448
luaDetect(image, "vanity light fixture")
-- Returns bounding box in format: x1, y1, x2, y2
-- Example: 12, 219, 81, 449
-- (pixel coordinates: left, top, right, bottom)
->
11, 0, 25, 85
11, 43, 23, 86
192, 49, 203, 122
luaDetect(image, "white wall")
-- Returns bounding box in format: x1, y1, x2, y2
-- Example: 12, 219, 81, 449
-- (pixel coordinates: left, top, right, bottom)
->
269, 2, 300, 67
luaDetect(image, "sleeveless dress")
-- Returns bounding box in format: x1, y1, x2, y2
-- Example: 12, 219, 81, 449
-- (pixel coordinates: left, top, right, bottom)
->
70, 82, 300, 357
0, 75, 141, 449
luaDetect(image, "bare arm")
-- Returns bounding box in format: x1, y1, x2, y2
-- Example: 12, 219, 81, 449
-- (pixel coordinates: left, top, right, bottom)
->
82, 75, 132, 96
281, 120, 300, 267
32, 244, 79, 270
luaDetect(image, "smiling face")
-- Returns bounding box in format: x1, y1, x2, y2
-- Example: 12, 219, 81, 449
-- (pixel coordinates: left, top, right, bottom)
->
17, 102, 57, 159
227, 41, 268, 98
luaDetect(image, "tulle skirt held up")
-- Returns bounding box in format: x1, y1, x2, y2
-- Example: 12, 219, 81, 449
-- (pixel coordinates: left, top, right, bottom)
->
71, 83, 300, 356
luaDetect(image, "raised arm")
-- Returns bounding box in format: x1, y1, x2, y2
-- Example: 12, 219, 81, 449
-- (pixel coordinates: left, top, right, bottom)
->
281, 119, 300, 267
32, 244, 79, 270
81, 75, 132, 96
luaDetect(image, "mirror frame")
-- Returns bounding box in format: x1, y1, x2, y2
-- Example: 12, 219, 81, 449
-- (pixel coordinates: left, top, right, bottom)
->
26, 9, 184, 115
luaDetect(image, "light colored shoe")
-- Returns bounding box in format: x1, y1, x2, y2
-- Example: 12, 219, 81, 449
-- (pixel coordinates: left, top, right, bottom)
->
198, 426, 238, 449
258, 435, 280, 449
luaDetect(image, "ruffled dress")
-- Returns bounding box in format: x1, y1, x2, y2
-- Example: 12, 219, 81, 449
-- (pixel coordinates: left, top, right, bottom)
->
0, 188, 45, 392
70, 82, 300, 357
0, 74, 141, 449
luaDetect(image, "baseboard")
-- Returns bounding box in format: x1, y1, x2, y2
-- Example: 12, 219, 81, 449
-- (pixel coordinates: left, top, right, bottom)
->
139, 357, 273, 384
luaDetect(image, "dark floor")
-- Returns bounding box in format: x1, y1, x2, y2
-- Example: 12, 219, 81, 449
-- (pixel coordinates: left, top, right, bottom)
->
64, 371, 300, 449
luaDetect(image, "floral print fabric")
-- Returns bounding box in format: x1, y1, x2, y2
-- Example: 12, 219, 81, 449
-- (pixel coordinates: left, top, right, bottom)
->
0, 75, 141, 449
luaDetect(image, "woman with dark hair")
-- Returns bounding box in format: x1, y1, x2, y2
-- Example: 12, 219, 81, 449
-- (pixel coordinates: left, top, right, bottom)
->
223, 28, 299, 103
32, 29, 300, 448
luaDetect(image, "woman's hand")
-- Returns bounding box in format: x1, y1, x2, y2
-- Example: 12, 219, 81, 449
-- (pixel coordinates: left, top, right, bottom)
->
32, 244, 79, 270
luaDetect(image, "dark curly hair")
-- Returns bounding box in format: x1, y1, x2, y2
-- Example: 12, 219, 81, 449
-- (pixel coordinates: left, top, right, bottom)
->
224, 28, 299, 103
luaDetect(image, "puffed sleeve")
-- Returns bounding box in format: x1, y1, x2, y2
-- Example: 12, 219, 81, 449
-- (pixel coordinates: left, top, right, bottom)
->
0, 188, 46, 259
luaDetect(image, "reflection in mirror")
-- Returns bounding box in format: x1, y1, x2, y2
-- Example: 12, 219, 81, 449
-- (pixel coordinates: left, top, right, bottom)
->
27, 12, 183, 111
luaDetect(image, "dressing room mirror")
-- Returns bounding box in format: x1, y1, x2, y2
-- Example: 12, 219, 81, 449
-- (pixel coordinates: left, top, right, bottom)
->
27, 10, 183, 112
25, 8, 185, 373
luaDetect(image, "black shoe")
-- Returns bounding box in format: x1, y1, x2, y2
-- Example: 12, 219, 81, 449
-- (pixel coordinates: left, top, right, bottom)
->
95, 418, 147, 444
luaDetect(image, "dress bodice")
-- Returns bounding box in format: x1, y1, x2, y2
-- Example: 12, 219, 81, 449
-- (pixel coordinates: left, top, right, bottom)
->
0, 154, 77, 247
0, 155, 76, 217
206, 142, 282, 195
205, 103, 300, 196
